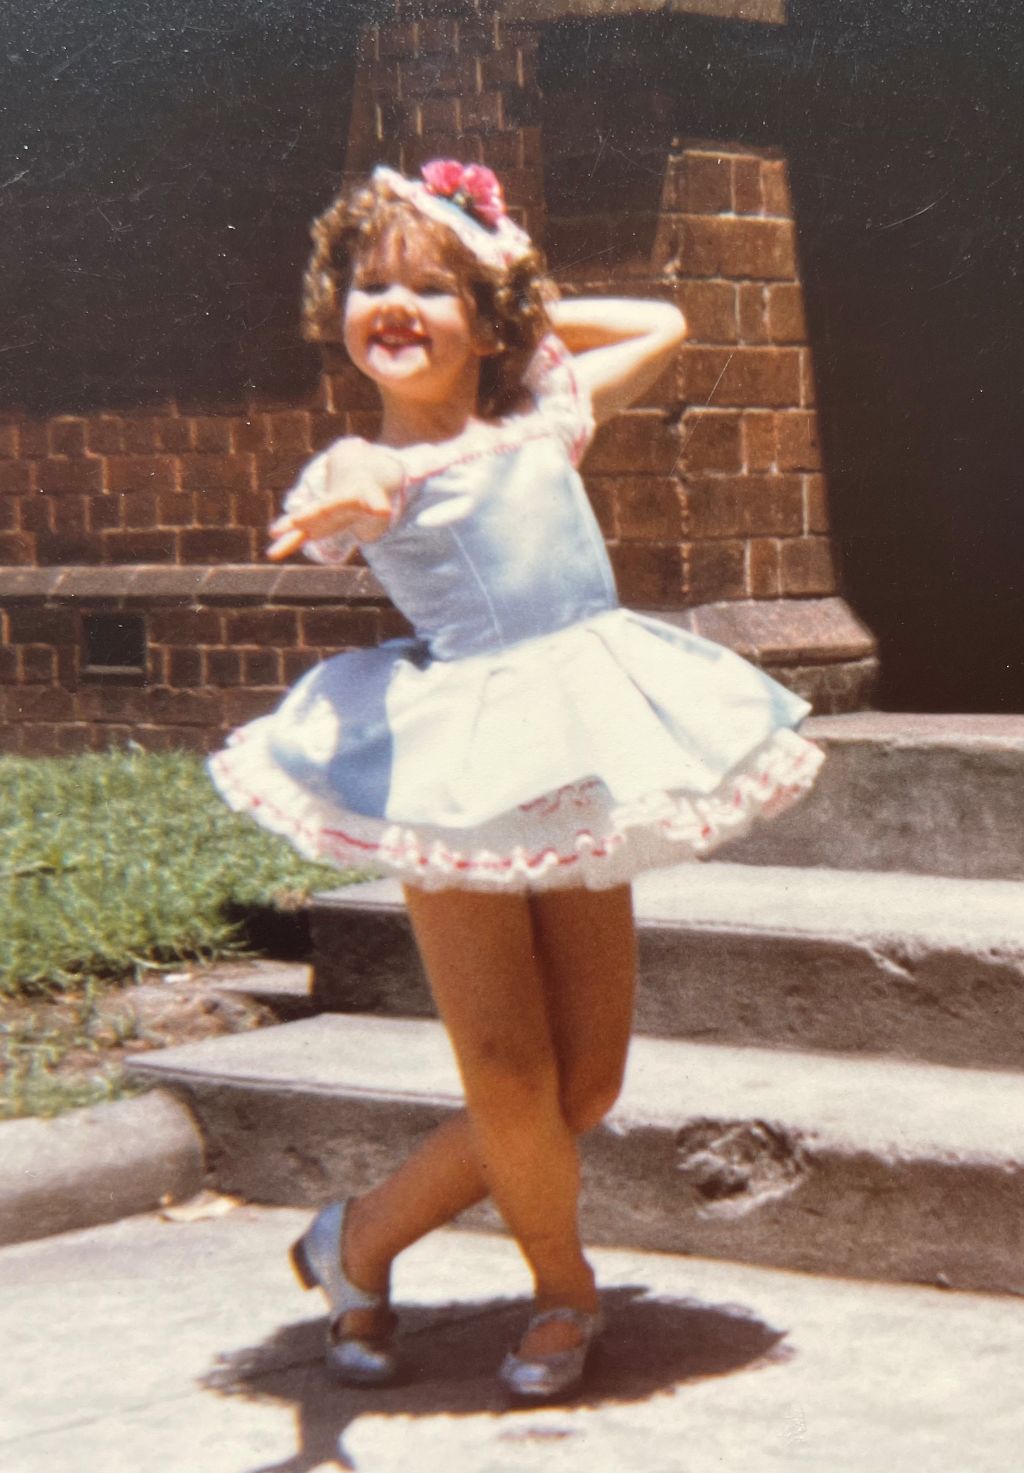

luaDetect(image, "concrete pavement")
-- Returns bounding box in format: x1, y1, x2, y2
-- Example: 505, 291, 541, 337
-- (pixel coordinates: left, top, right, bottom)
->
1, 1204, 1022, 1473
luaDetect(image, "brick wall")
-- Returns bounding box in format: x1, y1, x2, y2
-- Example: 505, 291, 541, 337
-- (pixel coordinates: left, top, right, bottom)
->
0, 0, 876, 755
0, 565, 406, 757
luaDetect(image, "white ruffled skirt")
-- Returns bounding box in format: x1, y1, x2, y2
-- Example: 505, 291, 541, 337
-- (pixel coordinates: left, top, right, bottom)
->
208, 608, 823, 892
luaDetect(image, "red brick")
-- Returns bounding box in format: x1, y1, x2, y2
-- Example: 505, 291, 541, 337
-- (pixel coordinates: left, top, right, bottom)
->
156, 491, 195, 525
666, 152, 732, 214
738, 283, 770, 343
681, 217, 796, 280
684, 475, 803, 539
54, 496, 89, 535
803, 474, 831, 534
679, 411, 743, 474
323, 366, 380, 414
232, 417, 267, 452
48, 417, 87, 456
265, 412, 312, 455
193, 489, 234, 527
684, 539, 748, 602
0, 497, 16, 531
479, 48, 523, 90
767, 283, 807, 342
203, 648, 243, 685
19, 646, 55, 683
8, 608, 75, 644
150, 608, 223, 644
776, 411, 821, 471
732, 157, 763, 215
36, 532, 101, 564
103, 530, 178, 562
190, 417, 232, 453
674, 281, 737, 345
167, 647, 202, 687
225, 609, 298, 646
0, 423, 18, 458
18, 494, 52, 533
155, 417, 193, 453
748, 538, 782, 597
398, 54, 475, 98
609, 543, 684, 607
233, 489, 276, 529
179, 527, 252, 562
220, 688, 281, 726
585, 414, 681, 476
86, 418, 124, 455
179, 453, 254, 494
762, 159, 793, 216
309, 414, 349, 454
256, 451, 307, 493
615, 478, 684, 541
779, 536, 837, 595
0, 533, 33, 564
241, 648, 283, 685
120, 491, 161, 530
300, 608, 379, 647
743, 412, 777, 471
418, 95, 460, 134
121, 418, 160, 455
478, 132, 521, 172
18, 421, 48, 458
0, 461, 33, 495
4, 685, 75, 723
36, 458, 103, 494
105, 455, 176, 494
678, 348, 801, 409
461, 90, 503, 133
0, 648, 17, 683
282, 648, 321, 681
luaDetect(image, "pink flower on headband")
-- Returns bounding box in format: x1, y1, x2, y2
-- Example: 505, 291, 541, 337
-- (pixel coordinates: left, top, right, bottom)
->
422, 159, 506, 229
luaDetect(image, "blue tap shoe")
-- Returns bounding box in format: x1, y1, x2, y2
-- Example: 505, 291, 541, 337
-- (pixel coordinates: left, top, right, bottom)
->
290, 1200, 399, 1385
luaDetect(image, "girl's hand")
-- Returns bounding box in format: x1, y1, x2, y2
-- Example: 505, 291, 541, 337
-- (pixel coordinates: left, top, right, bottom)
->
267, 439, 406, 561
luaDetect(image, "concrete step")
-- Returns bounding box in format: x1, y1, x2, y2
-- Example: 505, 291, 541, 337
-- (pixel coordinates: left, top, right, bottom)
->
310, 866, 1024, 1070
733, 712, 1024, 879
128, 1013, 1024, 1295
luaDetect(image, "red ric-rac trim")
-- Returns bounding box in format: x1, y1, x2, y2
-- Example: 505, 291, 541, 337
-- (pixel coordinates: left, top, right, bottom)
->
209, 730, 819, 884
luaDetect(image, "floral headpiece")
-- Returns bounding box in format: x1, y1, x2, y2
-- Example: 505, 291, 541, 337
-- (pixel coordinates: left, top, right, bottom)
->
372, 160, 533, 272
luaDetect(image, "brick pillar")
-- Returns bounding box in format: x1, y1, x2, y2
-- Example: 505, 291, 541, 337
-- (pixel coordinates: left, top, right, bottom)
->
329, 4, 876, 713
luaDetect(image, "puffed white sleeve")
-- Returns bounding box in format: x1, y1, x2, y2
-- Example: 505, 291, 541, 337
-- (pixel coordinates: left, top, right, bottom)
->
282, 450, 409, 565
521, 334, 596, 468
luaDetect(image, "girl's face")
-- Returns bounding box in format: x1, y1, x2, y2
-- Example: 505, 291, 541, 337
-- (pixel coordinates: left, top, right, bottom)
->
343, 236, 490, 405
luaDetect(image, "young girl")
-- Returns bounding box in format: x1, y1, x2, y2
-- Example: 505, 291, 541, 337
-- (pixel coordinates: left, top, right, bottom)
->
208, 160, 823, 1400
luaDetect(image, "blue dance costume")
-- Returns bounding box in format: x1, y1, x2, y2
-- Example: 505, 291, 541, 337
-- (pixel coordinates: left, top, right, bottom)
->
208, 336, 822, 890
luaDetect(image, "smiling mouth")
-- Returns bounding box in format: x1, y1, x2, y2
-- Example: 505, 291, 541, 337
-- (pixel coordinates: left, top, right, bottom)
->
371, 329, 430, 349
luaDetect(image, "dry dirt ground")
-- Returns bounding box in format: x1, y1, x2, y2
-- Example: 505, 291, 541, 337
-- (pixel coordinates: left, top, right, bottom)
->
1, 960, 304, 1118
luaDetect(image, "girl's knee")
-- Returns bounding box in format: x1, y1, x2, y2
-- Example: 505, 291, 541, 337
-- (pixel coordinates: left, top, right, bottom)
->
560, 1065, 625, 1135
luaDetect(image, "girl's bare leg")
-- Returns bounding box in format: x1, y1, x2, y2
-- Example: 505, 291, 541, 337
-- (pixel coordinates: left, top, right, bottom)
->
342, 884, 636, 1346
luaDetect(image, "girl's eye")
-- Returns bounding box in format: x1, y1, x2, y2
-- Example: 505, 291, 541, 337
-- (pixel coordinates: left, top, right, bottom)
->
415, 282, 453, 297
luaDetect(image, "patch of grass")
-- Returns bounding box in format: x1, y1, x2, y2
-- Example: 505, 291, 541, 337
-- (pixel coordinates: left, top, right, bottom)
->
0, 990, 150, 1120
0, 750, 352, 998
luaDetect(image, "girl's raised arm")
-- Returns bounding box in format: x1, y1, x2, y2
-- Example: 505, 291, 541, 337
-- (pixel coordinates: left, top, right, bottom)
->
547, 298, 687, 425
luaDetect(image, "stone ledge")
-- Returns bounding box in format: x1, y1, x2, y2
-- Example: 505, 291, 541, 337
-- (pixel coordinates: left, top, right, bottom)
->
0, 564, 387, 607
649, 597, 877, 665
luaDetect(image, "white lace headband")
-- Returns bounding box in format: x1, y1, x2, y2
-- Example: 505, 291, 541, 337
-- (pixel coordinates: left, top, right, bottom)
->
372, 161, 533, 273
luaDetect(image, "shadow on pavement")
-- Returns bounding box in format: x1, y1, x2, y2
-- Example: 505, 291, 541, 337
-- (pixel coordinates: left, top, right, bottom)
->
202, 1285, 788, 1472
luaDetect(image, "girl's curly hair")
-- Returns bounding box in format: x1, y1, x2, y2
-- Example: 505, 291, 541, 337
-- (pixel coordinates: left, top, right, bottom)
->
302, 173, 558, 418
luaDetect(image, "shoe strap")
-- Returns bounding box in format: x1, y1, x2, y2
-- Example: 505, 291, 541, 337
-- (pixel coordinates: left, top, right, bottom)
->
526, 1306, 602, 1335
